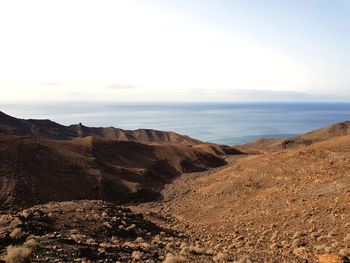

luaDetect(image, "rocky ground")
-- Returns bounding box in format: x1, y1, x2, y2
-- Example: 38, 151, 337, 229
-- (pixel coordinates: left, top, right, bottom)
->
2, 138, 350, 262
132, 136, 350, 262
0, 200, 205, 262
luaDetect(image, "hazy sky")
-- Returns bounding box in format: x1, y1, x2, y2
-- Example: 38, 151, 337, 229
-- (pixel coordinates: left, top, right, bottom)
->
0, 0, 349, 102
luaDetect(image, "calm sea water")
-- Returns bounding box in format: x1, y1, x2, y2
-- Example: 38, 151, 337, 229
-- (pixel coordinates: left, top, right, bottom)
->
2, 102, 350, 145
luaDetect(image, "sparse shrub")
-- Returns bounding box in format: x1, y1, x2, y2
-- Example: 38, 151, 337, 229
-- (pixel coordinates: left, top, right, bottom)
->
1, 245, 32, 263
317, 235, 328, 242
269, 231, 278, 242
309, 232, 319, 239
103, 221, 112, 229
246, 240, 254, 247
292, 231, 302, 239
235, 255, 253, 263
9, 228, 23, 240
9, 218, 21, 228
213, 252, 228, 262
324, 246, 332, 253
281, 240, 287, 247
317, 229, 324, 234
213, 243, 222, 250
131, 251, 143, 261
339, 248, 350, 257
328, 229, 337, 237
269, 242, 280, 250
163, 253, 186, 263
343, 233, 350, 242
188, 245, 204, 254
206, 248, 215, 255
86, 238, 97, 246
293, 247, 309, 257
314, 244, 325, 253
179, 245, 189, 256
24, 238, 38, 248
135, 237, 144, 243
126, 224, 136, 231
292, 238, 301, 248
140, 242, 151, 251
0, 215, 7, 223
262, 230, 270, 236
165, 242, 173, 250
331, 241, 339, 248
236, 235, 244, 241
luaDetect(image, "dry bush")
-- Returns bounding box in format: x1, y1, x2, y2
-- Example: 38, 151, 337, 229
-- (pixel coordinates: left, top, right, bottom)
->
9, 228, 23, 240
317, 235, 329, 242
314, 244, 325, 253
343, 233, 350, 242
188, 245, 204, 255
163, 253, 186, 263
339, 248, 350, 257
24, 238, 38, 248
293, 247, 309, 257
9, 218, 21, 228
0, 215, 11, 225
269, 242, 280, 250
292, 238, 301, 248
131, 250, 143, 261
235, 256, 253, 263
213, 252, 228, 262
1, 245, 32, 263
292, 231, 302, 239
324, 246, 332, 253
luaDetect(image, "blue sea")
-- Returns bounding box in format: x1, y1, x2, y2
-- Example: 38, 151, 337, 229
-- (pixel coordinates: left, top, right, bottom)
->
2, 102, 350, 145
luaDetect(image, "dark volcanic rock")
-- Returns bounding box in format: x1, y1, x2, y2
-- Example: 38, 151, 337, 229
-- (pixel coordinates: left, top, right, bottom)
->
0, 200, 186, 262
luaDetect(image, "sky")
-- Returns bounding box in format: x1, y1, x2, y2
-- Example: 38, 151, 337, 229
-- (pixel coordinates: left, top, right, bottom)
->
0, 0, 349, 102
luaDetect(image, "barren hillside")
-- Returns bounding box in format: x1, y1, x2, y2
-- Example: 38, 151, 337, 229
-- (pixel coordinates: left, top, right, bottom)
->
0, 111, 201, 145
236, 121, 350, 153
133, 134, 350, 261
0, 135, 234, 210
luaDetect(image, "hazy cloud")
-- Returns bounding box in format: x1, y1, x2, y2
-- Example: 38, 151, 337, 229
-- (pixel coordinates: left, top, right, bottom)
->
38, 82, 62, 86
185, 89, 342, 102
106, 84, 137, 90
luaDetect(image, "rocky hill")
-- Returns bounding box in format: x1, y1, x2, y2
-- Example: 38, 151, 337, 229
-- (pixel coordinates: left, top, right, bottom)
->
0, 135, 237, 210
0, 111, 201, 145
139, 133, 350, 261
0, 200, 202, 262
236, 121, 350, 153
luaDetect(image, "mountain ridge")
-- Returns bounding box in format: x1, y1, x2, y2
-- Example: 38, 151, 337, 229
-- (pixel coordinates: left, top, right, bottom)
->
236, 120, 350, 153
0, 111, 201, 145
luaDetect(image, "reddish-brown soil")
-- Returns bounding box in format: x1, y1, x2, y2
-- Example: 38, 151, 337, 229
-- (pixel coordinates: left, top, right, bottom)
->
0, 135, 235, 210
133, 135, 350, 262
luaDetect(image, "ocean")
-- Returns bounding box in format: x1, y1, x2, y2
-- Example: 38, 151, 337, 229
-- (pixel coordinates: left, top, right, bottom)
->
2, 102, 350, 145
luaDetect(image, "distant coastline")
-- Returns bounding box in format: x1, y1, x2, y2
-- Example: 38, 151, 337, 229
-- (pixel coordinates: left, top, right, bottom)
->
2, 102, 350, 145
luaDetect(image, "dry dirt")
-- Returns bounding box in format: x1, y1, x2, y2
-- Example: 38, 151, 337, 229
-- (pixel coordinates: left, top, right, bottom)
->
0, 135, 234, 210
131, 135, 350, 262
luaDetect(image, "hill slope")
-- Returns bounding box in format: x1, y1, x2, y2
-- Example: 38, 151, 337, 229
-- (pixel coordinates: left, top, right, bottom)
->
0, 111, 201, 145
0, 135, 234, 210
140, 134, 350, 261
236, 120, 350, 153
